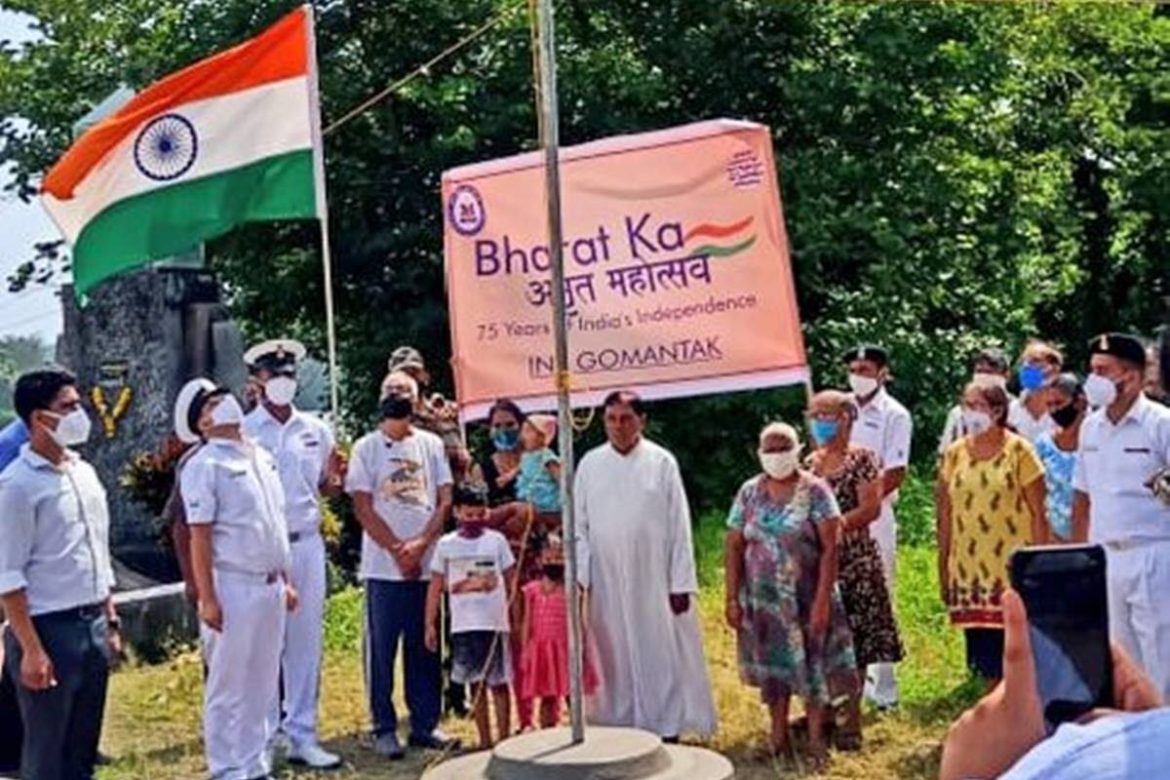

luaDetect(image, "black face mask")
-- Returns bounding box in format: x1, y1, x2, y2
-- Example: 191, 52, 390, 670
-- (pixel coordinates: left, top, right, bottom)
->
543, 564, 565, 582
380, 395, 414, 421
1051, 402, 1080, 429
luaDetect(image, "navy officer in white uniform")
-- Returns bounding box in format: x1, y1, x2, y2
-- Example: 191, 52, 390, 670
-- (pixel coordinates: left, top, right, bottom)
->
179, 380, 298, 780
1073, 333, 1170, 699
0, 367, 120, 780
243, 339, 344, 770
844, 344, 913, 709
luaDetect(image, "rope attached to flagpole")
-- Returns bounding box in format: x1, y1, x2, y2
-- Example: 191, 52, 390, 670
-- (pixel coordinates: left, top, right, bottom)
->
322, 2, 524, 138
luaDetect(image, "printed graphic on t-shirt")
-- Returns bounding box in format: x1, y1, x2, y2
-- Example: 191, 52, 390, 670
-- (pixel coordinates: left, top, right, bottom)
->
380, 457, 427, 507
448, 556, 501, 596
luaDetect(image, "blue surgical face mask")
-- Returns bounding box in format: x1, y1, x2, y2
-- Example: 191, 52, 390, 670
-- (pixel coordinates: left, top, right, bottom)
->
491, 427, 520, 452
1019, 364, 1047, 392
809, 418, 840, 447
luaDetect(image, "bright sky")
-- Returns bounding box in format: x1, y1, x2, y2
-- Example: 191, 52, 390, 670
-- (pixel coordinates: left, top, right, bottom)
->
0, 9, 66, 348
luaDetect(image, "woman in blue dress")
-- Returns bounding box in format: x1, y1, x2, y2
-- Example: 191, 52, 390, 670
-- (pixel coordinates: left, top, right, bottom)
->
1034, 374, 1087, 543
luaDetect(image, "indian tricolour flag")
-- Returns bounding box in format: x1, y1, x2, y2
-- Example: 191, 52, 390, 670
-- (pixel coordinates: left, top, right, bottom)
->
41, 5, 323, 299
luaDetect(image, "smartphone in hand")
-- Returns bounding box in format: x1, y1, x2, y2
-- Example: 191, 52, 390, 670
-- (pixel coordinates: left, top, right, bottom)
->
1010, 544, 1113, 732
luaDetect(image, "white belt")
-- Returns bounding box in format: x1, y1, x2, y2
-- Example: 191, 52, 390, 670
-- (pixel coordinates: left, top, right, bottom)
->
1102, 539, 1170, 553
214, 566, 281, 584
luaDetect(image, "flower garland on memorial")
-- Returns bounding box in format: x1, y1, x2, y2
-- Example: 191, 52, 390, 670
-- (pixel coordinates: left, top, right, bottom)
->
91, 385, 132, 438
121, 436, 191, 547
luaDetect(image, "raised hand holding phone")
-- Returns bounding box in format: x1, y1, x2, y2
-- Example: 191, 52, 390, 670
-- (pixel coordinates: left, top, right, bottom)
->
943, 544, 1153, 780
939, 589, 1046, 780
1010, 545, 1113, 732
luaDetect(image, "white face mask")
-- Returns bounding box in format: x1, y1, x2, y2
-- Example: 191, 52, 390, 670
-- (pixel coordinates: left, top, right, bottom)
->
210, 395, 245, 428
1084, 373, 1119, 409
47, 408, 92, 447
848, 373, 880, 398
962, 410, 993, 436
760, 449, 800, 480
265, 376, 298, 407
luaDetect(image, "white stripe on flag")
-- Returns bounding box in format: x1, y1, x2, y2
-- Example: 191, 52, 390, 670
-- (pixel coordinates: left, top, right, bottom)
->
45, 76, 313, 244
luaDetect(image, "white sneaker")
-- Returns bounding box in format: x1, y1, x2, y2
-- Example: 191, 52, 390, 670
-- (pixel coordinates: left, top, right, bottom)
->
288, 742, 343, 770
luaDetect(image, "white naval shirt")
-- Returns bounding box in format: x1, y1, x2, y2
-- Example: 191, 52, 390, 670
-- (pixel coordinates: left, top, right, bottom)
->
181, 438, 291, 577
0, 445, 115, 615
345, 427, 452, 582
244, 405, 334, 536
850, 387, 913, 476
850, 386, 913, 553
1009, 396, 1057, 443
1074, 395, 1170, 544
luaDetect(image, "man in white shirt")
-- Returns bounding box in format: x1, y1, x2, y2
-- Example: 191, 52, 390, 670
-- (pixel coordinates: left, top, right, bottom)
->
180, 381, 297, 780
575, 391, 717, 740
0, 368, 121, 780
243, 339, 344, 770
345, 372, 456, 760
1073, 333, 1170, 699
1008, 340, 1064, 443
845, 345, 912, 709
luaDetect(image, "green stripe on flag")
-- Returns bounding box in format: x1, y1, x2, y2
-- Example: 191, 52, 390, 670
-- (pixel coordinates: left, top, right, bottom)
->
72, 149, 317, 299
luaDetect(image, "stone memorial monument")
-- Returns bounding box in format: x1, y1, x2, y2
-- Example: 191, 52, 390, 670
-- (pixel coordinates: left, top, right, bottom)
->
58, 268, 245, 584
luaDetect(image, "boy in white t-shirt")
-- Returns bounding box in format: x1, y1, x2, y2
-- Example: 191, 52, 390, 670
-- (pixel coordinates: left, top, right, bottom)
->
426, 485, 515, 750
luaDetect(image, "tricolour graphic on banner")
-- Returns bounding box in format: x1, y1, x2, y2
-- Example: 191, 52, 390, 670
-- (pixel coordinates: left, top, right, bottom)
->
442, 119, 808, 419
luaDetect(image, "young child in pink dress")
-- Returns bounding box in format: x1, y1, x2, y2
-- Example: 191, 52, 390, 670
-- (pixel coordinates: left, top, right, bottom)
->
519, 535, 598, 728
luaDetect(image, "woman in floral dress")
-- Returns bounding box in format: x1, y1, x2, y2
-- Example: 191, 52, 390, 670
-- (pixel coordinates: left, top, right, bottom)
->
806, 390, 904, 750
725, 422, 858, 763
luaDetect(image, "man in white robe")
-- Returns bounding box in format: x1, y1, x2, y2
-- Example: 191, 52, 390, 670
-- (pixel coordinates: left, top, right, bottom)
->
575, 391, 717, 739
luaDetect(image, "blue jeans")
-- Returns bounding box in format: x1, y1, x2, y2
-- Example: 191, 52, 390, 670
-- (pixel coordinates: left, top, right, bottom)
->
364, 580, 441, 738
3, 605, 109, 780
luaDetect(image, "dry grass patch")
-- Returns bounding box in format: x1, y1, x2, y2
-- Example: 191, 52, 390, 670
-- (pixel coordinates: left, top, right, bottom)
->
98, 539, 977, 779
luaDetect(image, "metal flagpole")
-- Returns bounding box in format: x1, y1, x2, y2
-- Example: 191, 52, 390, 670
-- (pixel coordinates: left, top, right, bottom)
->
536, 0, 585, 744
304, 4, 342, 424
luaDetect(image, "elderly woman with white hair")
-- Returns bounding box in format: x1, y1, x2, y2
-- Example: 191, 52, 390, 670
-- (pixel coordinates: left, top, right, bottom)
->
725, 421, 858, 764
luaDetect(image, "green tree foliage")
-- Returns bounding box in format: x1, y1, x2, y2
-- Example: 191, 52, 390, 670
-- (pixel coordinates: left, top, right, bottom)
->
0, 333, 50, 424
2, 1, 1167, 513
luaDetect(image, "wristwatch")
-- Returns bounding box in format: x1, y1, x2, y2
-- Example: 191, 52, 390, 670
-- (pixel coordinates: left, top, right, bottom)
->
107, 615, 123, 631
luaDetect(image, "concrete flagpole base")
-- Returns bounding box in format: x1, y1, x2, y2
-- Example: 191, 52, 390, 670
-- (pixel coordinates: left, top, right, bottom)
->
422, 727, 734, 780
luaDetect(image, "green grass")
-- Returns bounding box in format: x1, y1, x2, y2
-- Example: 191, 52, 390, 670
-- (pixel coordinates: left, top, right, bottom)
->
98, 473, 980, 779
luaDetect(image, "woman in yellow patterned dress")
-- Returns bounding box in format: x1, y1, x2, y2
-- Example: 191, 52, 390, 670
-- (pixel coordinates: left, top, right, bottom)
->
937, 382, 1047, 680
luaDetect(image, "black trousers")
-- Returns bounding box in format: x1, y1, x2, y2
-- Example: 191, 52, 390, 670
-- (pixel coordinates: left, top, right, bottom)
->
3, 606, 110, 780
0, 656, 21, 773
964, 627, 1005, 680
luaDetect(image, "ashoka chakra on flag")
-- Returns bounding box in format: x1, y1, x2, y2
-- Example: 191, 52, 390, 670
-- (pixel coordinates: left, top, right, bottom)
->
133, 114, 199, 182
